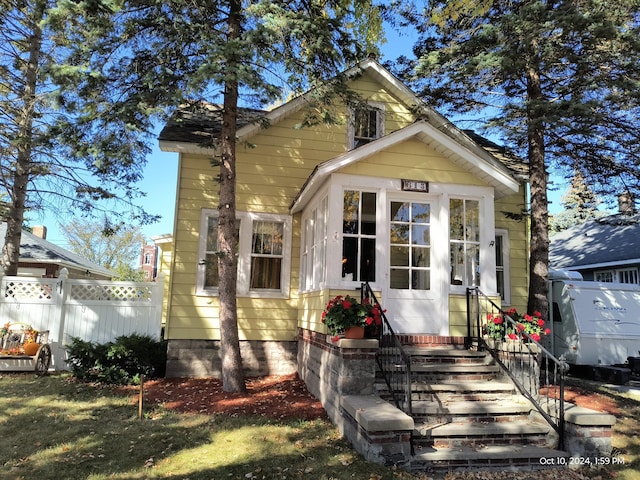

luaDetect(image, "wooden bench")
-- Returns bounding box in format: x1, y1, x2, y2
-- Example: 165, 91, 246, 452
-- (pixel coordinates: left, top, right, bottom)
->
0, 323, 51, 375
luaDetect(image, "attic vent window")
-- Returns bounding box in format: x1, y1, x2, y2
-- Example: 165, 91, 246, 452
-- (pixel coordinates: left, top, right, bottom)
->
348, 103, 384, 149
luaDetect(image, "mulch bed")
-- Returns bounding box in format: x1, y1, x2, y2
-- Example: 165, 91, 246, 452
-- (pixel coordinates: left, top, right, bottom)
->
139, 373, 327, 421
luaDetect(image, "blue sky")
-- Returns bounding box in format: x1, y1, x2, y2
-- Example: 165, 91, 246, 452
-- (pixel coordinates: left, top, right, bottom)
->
39, 26, 568, 249
39, 143, 179, 248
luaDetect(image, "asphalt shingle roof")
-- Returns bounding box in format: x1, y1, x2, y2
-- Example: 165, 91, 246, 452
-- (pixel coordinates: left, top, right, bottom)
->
0, 223, 113, 276
549, 213, 640, 269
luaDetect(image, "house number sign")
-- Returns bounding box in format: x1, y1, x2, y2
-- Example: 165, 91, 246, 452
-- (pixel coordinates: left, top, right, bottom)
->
401, 179, 429, 192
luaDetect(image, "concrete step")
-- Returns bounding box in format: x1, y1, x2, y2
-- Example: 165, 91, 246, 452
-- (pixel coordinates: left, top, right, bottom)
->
413, 380, 517, 401
404, 347, 491, 364
410, 397, 533, 423
413, 420, 554, 449
375, 379, 517, 402
411, 363, 501, 382
411, 445, 568, 472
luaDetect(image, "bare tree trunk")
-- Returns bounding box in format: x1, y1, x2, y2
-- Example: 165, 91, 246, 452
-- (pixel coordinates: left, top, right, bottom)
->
218, 0, 246, 393
2, 8, 43, 275
526, 62, 550, 320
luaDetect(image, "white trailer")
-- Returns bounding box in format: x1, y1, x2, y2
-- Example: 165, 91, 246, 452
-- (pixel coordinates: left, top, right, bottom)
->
546, 273, 640, 367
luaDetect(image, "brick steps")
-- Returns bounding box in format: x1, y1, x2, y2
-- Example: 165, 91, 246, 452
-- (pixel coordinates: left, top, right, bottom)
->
412, 445, 566, 471
375, 345, 567, 473
414, 421, 554, 449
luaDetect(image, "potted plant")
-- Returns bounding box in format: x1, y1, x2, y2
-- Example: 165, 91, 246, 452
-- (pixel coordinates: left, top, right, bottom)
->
322, 294, 382, 341
483, 309, 550, 343
506, 308, 550, 342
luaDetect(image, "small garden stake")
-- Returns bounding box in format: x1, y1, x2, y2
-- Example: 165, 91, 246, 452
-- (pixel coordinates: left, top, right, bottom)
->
138, 375, 145, 419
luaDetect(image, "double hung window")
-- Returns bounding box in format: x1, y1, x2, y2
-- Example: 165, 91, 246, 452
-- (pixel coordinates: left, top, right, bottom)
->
348, 103, 384, 149
197, 210, 291, 296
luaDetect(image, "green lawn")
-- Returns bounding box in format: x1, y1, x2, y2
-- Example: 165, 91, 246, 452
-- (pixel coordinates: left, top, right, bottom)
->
0, 373, 415, 480
0, 373, 636, 480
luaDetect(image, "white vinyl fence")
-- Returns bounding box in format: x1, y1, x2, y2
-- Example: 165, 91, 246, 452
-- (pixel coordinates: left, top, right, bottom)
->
0, 268, 164, 370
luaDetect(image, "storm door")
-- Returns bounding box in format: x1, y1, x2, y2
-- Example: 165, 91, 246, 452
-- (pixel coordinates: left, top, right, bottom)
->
385, 197, 447, 334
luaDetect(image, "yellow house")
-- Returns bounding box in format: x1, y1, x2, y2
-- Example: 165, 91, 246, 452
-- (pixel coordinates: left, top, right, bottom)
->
158, 58, 529, 377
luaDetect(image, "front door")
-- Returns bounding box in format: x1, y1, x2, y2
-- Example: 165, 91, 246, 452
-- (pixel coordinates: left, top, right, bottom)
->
384, 196, 448, 335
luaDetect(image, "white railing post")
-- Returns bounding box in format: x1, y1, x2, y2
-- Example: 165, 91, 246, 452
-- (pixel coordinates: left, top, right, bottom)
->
52, 268, 70, 370
152, 272, 165, 339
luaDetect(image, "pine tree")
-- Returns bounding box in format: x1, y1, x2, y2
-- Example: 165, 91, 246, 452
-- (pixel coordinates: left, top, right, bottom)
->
0, 0, 157, 275
397, 0, 640, 319
104, 0, 381, 391
550, 168, 604, 233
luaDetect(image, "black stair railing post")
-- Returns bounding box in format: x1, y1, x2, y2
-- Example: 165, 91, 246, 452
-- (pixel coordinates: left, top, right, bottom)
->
363, 281, 412, 416
470, 287, 567, 450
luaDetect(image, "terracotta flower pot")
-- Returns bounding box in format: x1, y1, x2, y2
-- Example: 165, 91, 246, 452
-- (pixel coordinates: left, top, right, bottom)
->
344, 326, 365, 339
22, 343, 39, 356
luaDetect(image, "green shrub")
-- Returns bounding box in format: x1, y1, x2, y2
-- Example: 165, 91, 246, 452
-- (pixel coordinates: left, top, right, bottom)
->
65, 334, 167, 384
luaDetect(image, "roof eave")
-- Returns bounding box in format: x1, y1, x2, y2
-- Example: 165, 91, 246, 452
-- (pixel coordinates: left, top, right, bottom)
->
291, 121, 521, 214
159, 140, 216, 155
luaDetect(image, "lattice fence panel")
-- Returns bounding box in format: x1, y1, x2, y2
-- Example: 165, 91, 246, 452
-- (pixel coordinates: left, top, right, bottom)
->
3, 280, 55, 301
69, 283, 153, 302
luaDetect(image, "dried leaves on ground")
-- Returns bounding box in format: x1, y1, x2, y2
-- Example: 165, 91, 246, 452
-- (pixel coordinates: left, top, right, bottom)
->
130, 374, 627, 480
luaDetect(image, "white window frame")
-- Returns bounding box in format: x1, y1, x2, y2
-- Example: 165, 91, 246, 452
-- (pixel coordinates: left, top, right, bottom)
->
197, 209, 292, 298
495, 229, 511, 305
595, 267, 639, 284
341, 188, 378, 284
449, 197, 481, 288
300, 195, 328, 292
347, 102, 385, 150
617, 267, 639, 284
434, 185, 496, 296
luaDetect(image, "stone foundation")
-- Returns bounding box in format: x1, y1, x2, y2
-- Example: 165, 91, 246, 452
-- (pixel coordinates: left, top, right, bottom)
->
165, 339, 297, 377
297, 328, 413, 467
564, 405, 616, 463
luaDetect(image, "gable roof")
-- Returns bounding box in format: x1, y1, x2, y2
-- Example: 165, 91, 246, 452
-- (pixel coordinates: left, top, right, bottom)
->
158, 58, 527, 202
549, 213, 640, 270
0, 223, 113, 277
291, 120, 521, 213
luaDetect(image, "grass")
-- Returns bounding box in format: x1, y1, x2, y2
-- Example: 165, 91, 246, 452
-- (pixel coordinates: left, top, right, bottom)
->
0, 373, 415, 480
564, 377, 640, 480
1, 374, 639, 480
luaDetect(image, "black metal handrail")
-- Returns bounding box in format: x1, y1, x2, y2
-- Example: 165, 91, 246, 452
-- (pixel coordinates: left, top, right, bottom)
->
466, 287, 568, 449
361, 282, 412, 415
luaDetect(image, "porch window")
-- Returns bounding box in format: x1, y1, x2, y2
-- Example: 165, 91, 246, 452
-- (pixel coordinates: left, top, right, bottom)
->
301, 196, 327, 291
390, 201, 431, 290
450, 198, 480, 287
197, 210, 291, 296
342, 190, 376, 282
348, 104, 384, 149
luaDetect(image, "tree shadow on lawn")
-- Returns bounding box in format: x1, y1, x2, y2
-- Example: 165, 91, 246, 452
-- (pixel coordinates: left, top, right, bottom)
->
0, 374, 402, 480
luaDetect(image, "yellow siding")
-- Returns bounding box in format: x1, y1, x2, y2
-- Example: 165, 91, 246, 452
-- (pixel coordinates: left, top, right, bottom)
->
340, 139, 489, 186
164, 68, 530, 342
448, 294, 502, 337
495, 190, 529, 313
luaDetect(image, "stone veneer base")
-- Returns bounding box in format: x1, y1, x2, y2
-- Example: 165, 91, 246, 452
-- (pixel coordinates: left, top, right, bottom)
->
165, 339, 298, 377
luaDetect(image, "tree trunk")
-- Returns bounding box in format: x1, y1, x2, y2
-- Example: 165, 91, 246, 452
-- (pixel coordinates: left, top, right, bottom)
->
526, 62, 550, 320
1, 8, 43, 275
218, 0, 246, 393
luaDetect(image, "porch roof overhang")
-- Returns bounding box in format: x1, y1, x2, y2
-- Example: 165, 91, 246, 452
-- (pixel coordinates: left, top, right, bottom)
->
290, 120, 522, 214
